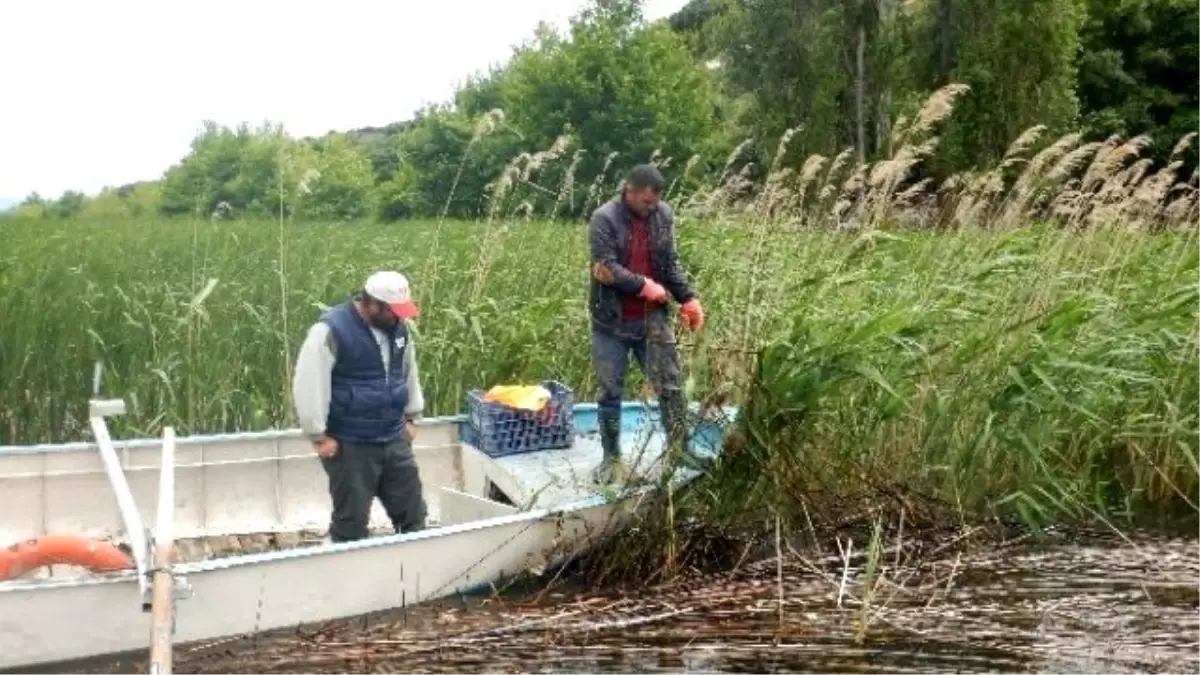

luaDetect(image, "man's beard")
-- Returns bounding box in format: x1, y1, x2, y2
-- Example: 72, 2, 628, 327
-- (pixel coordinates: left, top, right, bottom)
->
369, 314, 396, 331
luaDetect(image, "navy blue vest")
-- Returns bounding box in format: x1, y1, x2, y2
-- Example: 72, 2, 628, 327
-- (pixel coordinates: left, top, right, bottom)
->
321, 300, 410, 444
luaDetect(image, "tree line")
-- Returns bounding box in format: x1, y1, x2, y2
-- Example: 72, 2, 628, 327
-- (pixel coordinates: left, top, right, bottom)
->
10, 0, 1196, 223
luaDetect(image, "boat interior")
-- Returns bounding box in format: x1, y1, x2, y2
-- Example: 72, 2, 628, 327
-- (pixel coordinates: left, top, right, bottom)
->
0, 402, 726, 581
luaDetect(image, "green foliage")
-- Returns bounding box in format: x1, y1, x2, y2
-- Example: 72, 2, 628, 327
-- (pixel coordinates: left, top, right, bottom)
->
13, 193, 49, 219
434, 0, 723, 213
667, 0, 728, 59
930, 0, 1088, 170
703, 0, 851, 163
48, 190, 87, 219
0, 216, 1194, 536
388, 106, 522, 219
155, 121, 376, 221
500, 0, 717, 178
1077, 0, 1199, 162
292, 133, 376, 221
158, 121, 288, 217
695, 0, 1091, 170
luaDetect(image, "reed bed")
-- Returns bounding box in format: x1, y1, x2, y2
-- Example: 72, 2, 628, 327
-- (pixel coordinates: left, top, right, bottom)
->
1, 85, 1195, 556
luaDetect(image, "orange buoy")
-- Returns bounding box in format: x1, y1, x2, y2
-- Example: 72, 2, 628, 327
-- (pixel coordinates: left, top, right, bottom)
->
0, 533, 135, 581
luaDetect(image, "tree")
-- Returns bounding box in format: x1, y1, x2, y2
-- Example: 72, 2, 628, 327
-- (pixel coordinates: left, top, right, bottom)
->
703, 0, 858, 163
454, 0, 722, 199
1076, 0, 1199, 164
293, 133, 376, 221
921, 0, 1087, 169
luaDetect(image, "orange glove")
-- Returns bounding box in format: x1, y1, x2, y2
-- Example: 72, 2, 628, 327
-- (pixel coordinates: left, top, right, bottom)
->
639, 278, 668, 303
680, 298, 704, 331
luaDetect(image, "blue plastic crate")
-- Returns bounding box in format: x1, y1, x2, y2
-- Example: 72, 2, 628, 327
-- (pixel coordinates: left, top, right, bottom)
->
466, 380, 575, 458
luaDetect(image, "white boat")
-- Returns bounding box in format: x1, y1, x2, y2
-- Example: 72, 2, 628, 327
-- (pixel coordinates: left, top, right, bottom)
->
0, 393, 734, 672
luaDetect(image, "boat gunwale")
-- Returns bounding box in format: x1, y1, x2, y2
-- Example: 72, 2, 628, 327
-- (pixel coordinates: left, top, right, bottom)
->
0, 401, 673, 455
0, 477, 672, 595
0, 402, 733, 594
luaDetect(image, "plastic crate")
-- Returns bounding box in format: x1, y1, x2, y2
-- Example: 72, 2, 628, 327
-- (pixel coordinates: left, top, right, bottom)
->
466, 380, 575, 458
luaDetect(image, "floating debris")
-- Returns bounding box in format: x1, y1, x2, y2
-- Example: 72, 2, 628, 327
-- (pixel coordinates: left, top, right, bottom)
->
72, 535, 1200, 675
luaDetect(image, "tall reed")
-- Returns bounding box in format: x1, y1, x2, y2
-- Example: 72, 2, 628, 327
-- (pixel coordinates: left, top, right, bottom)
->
0, 87, 1194, 574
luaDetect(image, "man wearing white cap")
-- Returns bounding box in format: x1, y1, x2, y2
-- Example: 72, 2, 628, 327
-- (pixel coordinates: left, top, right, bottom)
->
292, 270, 428, 542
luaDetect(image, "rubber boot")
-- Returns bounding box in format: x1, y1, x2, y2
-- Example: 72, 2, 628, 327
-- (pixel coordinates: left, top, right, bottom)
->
591, 409, 629, 485
660, 392, 713, 474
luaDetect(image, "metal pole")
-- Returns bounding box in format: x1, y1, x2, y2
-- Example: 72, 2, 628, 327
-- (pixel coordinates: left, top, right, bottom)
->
148, 426, 176, 675
88, 398, 150, 601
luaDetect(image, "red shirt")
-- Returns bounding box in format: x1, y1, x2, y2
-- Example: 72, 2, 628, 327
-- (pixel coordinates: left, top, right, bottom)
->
620, 215, 654, 321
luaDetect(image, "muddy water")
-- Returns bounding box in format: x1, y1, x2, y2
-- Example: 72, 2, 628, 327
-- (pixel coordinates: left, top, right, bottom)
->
66, 536, 1200, 674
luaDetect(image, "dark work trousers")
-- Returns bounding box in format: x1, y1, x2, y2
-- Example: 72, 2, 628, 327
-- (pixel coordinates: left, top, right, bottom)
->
591, 313, 688, 461
319, 438, 428, 542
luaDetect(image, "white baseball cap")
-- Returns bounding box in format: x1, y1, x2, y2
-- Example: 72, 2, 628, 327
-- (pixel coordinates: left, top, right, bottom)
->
364, 270, 419, 319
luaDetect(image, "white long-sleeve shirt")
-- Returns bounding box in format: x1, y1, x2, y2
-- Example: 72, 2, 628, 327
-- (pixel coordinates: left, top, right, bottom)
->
291, 320, 425, 439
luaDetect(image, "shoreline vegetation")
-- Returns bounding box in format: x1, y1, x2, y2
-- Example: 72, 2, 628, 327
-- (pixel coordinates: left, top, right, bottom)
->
2, 86, 1197, 586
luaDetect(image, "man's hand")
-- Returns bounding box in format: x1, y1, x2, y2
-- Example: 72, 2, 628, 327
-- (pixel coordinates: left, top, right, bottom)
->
680, 298, 705, 331
313, 435, 339, 459
404, 420, 417, 443
639, 278, 668, 303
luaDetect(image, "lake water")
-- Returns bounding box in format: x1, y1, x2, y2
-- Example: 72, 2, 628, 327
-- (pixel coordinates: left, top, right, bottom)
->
67, 533, 1198, 674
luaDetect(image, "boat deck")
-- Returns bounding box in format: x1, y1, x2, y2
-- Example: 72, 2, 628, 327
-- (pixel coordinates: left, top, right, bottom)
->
19, 434, 678, 578
490, 403, 727, 511
0, 403, 731, 586
491, 425, 669, 510
6, 429, 676, 580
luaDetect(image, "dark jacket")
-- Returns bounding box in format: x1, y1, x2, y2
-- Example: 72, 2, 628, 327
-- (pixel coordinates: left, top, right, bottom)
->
321, 300, 411, 444
588, 196, 697, 335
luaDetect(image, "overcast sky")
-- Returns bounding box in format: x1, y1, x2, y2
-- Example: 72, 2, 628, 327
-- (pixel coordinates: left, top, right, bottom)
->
0, 0, 686, 201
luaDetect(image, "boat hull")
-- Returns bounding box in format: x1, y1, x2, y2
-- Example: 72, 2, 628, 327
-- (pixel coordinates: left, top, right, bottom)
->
0, 492, 642, 671
0, 401, 735, 670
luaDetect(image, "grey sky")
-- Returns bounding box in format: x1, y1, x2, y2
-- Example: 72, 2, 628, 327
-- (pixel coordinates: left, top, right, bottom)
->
0, 0, 686, 199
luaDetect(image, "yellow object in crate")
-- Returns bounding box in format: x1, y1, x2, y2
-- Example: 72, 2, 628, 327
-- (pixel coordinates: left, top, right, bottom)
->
480, 384, 552, 412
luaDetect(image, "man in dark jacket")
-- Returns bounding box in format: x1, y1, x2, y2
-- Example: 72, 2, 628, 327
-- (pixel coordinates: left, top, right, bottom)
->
292, 270, 428, 542
588, 164, 707, 484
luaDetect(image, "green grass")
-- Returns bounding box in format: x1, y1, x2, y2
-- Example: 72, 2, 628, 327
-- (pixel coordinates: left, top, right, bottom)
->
0, 215, 1195, 541
0, 217, 598, 442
